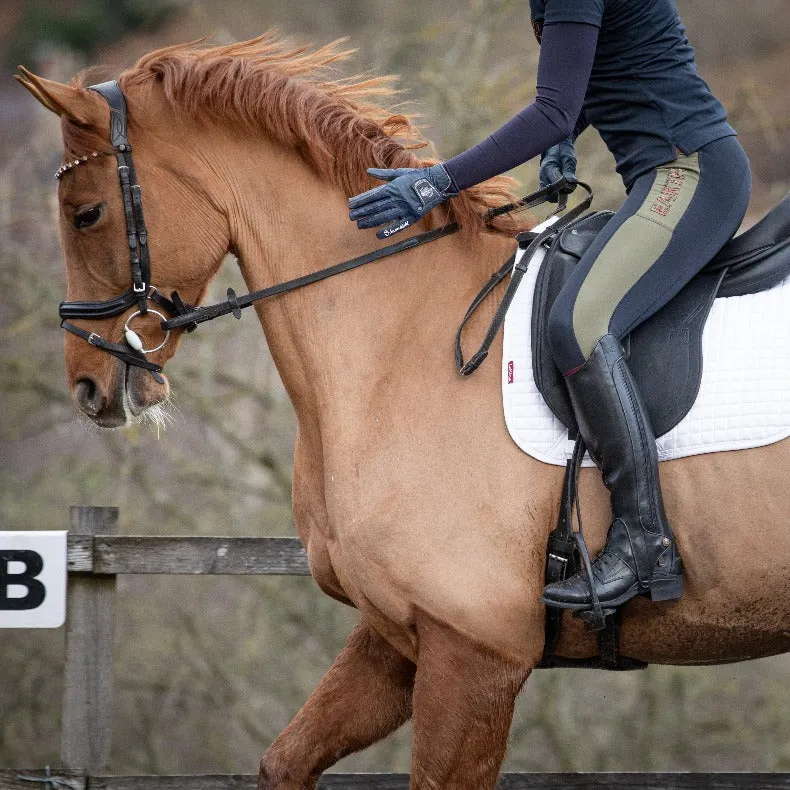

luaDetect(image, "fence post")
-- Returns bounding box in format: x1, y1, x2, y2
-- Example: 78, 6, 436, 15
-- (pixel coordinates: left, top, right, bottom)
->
61, 505, 118, 773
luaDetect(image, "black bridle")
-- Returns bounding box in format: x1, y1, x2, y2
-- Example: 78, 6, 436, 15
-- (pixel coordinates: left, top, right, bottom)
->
58, 81, 188, 384
57, 80, 582, 382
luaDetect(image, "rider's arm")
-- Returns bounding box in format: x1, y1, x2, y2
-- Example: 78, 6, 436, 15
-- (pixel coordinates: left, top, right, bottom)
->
443, 21, 599, 191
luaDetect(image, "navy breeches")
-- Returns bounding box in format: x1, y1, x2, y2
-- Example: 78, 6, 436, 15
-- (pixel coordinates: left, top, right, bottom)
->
547, 135, 752, 375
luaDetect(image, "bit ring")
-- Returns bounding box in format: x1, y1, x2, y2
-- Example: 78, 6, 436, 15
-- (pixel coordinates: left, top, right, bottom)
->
123, 309, 170, 354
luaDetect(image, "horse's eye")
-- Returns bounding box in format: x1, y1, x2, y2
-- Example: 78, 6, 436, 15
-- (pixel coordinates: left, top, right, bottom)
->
73, 204, 104, 229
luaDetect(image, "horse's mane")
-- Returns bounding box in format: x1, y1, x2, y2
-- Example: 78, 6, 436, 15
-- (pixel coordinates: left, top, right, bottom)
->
68, 33, 529, 238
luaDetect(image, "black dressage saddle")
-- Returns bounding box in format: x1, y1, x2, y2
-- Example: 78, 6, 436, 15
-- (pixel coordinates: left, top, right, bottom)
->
531, 191, 790, 438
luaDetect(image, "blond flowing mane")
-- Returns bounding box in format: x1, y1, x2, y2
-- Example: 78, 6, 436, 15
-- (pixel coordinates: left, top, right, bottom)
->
95, 33, 528, 237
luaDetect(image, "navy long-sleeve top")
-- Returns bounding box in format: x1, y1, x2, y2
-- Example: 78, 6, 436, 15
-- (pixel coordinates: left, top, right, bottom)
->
443, 0, 736, 192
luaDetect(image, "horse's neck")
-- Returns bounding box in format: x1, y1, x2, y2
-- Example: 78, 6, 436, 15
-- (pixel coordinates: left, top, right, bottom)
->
221, 135, 515, 427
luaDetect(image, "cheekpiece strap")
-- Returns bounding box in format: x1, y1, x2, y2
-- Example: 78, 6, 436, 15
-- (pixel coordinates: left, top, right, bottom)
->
88, 80, 151, 300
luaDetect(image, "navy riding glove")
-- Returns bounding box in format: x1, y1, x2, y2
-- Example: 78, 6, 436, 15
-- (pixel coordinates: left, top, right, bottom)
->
539, 137, 578, 202
348, 163, 458, 239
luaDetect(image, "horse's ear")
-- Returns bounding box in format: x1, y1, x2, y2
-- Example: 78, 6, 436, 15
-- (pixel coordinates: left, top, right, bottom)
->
15, 67, 106, 127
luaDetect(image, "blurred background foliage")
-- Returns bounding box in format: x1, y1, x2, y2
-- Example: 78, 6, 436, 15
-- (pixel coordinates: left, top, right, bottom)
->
1, 0, 789, 776
7, 0, 176, 66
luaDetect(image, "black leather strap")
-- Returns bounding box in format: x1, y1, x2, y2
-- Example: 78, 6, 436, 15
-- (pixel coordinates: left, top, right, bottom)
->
90, 80, 129, 147
452, 255, 518, 372
61, 319, 164, 383
60, 288, 143, 320
455, 182, 593, 376
556, 435, 611, 634
89, 81, 151, 302
161, 222, 461, 331
60, 286, 187, 322
484, 177, 570, 223
538, 448, 582, 665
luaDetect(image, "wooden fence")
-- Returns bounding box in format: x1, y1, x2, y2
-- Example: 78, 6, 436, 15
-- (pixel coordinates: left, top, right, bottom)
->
4, 505, 790, 790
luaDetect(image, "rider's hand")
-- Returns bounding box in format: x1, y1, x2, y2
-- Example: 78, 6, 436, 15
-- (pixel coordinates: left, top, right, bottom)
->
539, 137, 578, 202
348, 163, 458, 239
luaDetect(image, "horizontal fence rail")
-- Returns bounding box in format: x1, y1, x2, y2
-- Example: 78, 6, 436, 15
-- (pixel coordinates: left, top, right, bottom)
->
5, 771, 790, 790
67, 535, 309, 575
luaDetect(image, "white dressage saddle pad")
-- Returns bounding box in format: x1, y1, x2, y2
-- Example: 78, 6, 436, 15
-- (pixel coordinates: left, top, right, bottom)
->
502, 241, 790, 466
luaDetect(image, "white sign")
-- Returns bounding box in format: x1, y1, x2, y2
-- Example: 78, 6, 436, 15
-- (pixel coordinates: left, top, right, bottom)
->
0, 531, 67, 628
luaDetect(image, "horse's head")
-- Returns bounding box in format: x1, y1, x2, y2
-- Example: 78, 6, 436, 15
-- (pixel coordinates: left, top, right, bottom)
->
15, 69, 230, 427
16, 37, 527, 427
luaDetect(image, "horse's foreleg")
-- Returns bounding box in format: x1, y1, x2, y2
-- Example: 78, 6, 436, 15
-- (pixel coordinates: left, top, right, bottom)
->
258, 617, 415, 790
410, 611, 532, 790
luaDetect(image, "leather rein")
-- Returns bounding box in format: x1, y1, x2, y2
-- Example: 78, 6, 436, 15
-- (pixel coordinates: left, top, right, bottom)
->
57, 80, 586, 381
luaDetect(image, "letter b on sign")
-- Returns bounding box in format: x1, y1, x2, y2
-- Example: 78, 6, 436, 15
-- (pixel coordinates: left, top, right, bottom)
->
0, 532, 66, 628
0, 550, 46, 610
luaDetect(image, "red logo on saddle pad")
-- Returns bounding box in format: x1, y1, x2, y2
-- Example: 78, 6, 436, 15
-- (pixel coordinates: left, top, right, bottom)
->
507, 360, 514, 383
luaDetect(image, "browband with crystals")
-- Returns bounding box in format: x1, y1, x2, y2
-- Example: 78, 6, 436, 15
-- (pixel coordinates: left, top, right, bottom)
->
56, 150, 115, 180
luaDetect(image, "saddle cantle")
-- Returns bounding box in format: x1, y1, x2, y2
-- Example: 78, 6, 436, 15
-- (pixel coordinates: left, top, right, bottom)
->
532, 191, 790, 437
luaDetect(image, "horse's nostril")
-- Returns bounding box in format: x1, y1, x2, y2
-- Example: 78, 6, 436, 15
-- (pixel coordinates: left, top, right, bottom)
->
74, 378, 102, 416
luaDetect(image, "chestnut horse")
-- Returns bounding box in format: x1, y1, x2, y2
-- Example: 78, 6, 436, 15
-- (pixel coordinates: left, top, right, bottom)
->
17, 35, 790, 789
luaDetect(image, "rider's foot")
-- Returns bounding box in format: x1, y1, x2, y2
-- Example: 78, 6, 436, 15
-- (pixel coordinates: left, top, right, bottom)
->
541, 518, 683, 609
540, 334, 684, 611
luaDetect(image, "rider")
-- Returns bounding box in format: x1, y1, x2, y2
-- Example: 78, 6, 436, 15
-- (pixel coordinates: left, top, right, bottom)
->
348, 0, 752, 612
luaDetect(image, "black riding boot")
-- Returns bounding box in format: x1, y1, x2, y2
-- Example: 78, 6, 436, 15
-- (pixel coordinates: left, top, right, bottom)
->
541, 334, 683, 610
